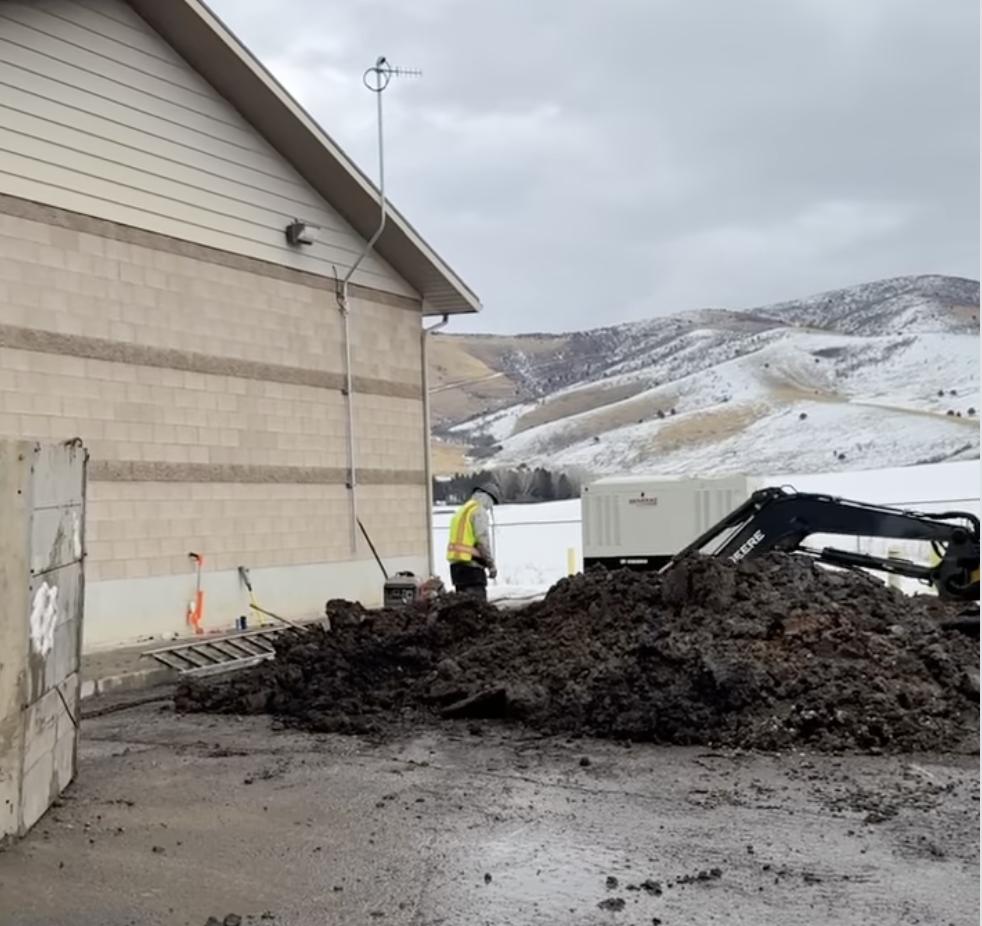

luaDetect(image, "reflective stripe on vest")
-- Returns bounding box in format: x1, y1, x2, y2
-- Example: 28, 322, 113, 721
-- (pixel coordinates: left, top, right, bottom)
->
447, 499, 481, 563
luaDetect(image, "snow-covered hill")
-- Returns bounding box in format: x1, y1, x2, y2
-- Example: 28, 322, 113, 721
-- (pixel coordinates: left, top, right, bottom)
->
442, 275, 980, 476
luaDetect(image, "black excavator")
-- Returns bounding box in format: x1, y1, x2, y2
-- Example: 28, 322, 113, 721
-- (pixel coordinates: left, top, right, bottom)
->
664, 487, 980, 635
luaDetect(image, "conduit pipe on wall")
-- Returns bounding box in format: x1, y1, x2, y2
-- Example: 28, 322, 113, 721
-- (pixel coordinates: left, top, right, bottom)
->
335, 282, 364, 555
335, 58, 390, 554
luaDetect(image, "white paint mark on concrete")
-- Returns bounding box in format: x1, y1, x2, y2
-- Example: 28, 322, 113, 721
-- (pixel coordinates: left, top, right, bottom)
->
30, 582, 59, 656
72, 511, 82, 560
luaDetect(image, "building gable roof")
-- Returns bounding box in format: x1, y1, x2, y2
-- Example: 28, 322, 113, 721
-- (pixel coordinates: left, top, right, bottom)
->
127, 0, 480, 316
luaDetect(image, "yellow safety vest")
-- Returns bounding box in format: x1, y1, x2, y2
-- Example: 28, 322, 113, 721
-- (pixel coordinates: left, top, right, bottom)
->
447, 499, 481, 563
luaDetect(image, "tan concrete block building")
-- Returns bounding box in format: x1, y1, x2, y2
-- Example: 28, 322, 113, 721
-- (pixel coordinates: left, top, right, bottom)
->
0, 0, 480, 647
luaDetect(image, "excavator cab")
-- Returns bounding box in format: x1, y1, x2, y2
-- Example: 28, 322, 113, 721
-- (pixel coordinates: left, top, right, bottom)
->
667, 487, 980, 632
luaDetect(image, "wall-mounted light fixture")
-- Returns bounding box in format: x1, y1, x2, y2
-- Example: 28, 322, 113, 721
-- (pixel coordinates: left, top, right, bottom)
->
285, 219, 318, 247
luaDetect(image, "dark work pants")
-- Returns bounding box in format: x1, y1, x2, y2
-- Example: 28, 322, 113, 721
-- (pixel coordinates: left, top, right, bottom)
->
450, 563, 488, 602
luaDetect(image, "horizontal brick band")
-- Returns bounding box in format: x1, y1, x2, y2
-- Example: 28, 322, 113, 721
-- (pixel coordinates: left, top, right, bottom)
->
89, 460, 426, 486
0, 324, 422, 401
0, 193, 421, 313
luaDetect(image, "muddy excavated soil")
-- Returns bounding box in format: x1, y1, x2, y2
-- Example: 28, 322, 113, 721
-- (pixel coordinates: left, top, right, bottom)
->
176, 554, 980, 752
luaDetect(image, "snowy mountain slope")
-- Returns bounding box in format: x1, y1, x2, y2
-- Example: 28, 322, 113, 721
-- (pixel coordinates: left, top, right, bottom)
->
440, 275, 979, 476
756, 274, 979, 336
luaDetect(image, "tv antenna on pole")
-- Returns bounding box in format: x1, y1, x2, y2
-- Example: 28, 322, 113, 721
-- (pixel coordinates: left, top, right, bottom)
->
336, 56, 422, 553
340, 56, 422, 295
360, 57, 422, 226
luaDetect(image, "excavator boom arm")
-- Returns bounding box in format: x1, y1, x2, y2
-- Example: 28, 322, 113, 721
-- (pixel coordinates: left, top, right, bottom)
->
673, 488, 980, 601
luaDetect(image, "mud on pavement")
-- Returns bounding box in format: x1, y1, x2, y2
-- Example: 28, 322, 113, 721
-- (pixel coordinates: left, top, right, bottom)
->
176, 553, 980, 752
1, 701, 977, 926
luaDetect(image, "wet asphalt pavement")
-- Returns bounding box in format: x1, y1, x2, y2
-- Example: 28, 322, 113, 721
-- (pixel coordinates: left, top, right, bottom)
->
0, 688, 978, 926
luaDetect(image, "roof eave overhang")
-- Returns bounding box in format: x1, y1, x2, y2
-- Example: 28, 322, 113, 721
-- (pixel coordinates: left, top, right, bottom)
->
127, 0, 481, 317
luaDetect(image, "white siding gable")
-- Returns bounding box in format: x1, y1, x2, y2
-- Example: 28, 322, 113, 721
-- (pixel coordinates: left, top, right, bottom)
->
0, 0, 416, 297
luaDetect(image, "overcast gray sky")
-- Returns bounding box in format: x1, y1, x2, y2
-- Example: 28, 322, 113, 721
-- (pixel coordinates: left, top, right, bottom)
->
211, 0, 979, 334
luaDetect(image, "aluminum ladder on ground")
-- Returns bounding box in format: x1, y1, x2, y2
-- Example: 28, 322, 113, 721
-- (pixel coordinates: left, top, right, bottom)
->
143, 626, 295, 678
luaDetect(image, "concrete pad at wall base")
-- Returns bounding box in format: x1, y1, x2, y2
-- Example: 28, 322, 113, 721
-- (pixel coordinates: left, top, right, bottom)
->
79, 666, 177, 700
82, 555, 428, 651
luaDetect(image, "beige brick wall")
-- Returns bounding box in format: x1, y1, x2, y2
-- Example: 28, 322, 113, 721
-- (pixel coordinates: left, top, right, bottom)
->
0, 348, 422, 469
0, 203, 428, 584
84, 482, 425, 582
0, 210, 423, 384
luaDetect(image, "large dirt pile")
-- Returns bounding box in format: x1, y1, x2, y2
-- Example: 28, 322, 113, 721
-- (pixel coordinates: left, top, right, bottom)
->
176, 554, 980, 751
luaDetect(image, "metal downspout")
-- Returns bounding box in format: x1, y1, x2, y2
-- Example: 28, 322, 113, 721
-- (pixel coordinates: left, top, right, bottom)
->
421, 314, 449, 575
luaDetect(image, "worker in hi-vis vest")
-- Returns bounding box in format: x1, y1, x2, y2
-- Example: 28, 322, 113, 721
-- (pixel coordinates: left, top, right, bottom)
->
446, 484, 500, 601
